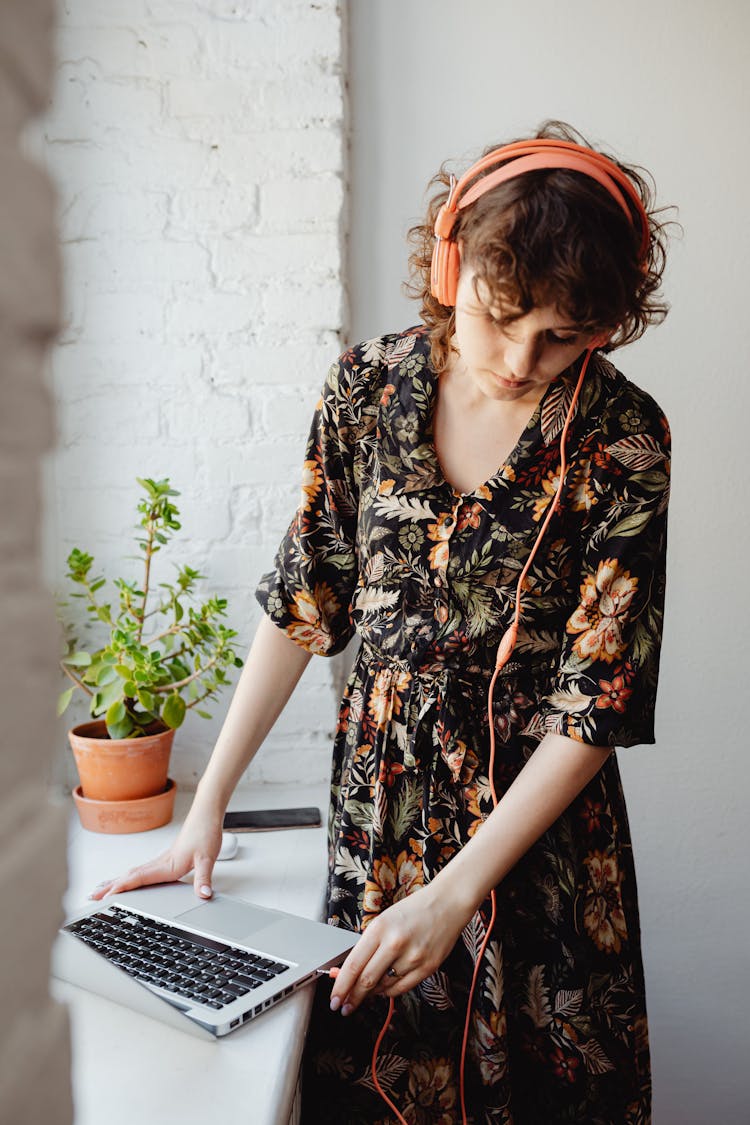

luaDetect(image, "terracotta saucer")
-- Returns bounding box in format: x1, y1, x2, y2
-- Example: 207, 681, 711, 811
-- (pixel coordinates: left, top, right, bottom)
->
73, 778, 177, 834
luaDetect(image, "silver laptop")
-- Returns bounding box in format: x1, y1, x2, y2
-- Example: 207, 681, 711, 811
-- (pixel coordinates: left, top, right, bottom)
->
51, 882, 358, 1040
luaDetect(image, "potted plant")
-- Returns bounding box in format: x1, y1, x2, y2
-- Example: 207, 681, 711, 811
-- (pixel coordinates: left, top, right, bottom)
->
56, 476, 244, 833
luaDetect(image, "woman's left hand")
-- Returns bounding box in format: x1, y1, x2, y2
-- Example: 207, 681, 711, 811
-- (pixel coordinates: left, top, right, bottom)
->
329, 883, 472, 1016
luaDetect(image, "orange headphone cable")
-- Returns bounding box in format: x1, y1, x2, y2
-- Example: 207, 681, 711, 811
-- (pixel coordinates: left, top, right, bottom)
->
368, 345, 594, 1125
371, 996, 409, 1124
457, 345, 593, 1123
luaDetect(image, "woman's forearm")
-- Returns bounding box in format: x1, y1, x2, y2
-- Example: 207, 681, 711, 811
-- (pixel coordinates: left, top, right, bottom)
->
192, 613, 313, 816
330, 731, 613, 1013
429, 732, 612, 924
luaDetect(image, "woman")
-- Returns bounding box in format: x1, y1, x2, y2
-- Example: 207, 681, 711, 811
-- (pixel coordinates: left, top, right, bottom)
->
93, 121, 673, 1123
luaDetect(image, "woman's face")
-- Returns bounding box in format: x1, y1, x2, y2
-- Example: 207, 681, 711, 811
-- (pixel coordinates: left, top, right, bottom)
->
450, 265, 599, 405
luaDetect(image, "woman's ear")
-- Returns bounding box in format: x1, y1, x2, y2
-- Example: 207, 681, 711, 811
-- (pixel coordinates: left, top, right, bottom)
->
590, 326, 616, 348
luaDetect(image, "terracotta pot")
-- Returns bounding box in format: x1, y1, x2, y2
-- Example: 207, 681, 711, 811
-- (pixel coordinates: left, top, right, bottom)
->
73, 778, 177, 834
68, 719, 175, 802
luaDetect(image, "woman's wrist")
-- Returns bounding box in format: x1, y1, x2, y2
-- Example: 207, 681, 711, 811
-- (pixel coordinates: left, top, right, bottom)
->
425, 733, 613, 926
192, 775, 232, 820
425, 860, 486, 931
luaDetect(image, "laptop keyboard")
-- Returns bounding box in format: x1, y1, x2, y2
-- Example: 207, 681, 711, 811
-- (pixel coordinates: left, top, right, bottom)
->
65, 904, 289, 1010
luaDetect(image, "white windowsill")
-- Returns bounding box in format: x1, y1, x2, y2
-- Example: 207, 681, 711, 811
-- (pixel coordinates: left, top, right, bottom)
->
51, 781, 330, 1125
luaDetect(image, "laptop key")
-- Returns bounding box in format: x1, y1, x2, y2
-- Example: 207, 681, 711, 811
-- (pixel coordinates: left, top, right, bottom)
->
228, 973, 262, 990
220, 981, 249, 997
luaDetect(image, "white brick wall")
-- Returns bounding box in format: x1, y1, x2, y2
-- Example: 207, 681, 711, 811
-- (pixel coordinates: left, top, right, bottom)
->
31, 0, 349, 792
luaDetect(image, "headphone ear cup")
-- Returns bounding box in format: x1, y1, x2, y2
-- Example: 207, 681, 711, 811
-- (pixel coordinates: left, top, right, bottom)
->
430, 239, 461, 306
429, 240, 443, 302
443, 241, 461, 306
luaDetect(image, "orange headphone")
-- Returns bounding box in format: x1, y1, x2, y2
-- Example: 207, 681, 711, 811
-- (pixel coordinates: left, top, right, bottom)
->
429, 137, 651, 309
367, 140, 652, 1125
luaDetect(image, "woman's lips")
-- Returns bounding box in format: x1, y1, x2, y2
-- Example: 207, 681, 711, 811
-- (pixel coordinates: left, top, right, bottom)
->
493, 373, 529, 389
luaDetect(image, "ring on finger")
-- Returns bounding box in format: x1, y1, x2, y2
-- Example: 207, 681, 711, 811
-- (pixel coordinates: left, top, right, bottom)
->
386, 966, 402, 978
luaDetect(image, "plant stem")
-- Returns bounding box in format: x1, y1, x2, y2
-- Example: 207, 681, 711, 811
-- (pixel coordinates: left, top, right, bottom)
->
136, 502, 158, 645
59, 663, 95, 698
185, 688, 215, 711
146, 624, 179, 646
151, 651, 222, 693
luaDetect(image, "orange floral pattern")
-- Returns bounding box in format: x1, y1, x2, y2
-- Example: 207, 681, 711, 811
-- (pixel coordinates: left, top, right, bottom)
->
300, 459, 323, 511
256, 326, 670, 1124
567, 558, 639, 663
583, 850, 629, 953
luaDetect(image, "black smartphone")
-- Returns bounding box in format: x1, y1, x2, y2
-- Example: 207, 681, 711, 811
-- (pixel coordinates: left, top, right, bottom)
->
222, 807, 322, 832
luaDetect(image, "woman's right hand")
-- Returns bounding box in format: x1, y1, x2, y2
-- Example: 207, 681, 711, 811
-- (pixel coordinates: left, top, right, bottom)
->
87, 798, 225, 903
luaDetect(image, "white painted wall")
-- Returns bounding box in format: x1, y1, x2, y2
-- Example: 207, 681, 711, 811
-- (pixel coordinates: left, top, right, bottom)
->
1, 2, 72, 1120
348, 1, 749, 1122
31, 0, 348, 791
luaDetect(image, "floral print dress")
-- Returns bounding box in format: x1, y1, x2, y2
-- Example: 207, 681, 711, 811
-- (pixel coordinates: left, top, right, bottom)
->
255, 325, 670, 1125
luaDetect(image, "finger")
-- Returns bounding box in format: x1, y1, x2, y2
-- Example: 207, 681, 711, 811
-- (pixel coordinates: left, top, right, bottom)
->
193, 855, 216, 899
329, 933, 382, 1011
100, 857, 176, 897
378, 966, 426, 999
337, 946, 401, 1015
87, 879, 116, 901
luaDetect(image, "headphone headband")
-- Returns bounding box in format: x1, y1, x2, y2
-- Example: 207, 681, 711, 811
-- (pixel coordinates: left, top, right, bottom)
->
430, 138, 651, 307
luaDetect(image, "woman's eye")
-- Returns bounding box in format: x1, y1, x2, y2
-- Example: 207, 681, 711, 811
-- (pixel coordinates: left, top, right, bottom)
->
546, 331, 577, 345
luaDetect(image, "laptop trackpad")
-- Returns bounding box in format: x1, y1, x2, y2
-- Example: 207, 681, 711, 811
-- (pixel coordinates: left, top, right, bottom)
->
175, 899, 279, 944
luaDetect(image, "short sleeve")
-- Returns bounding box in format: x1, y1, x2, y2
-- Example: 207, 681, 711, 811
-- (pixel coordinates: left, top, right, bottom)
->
539, 389, 671, 748
254, 354, 362, 656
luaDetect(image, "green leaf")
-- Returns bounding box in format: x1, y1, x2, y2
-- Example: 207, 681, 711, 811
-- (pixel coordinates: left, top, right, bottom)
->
629, 469, 668, 490
123, 680, 137, 697
57, 687, 74, 716
609, 509, 654, 538
196, 710, 212, 720
106, 714, 134, 740
62, 651, 92, 668
106, 700, 126, 726
115, 664, 131, 678
137, 688, 156, 711
96, 664, 119, 686
98, 679, 124, 711
161, 693, 186, 730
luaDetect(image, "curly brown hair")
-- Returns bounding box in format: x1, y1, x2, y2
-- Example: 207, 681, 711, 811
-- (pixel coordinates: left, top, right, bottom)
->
404, 120, 677, 373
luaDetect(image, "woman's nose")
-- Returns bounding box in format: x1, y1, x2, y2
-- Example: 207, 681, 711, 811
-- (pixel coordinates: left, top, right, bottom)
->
505, 337, 540, 379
